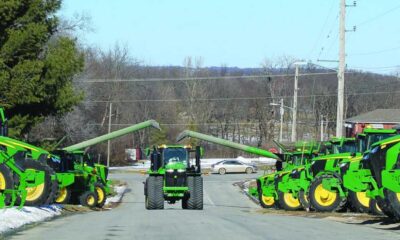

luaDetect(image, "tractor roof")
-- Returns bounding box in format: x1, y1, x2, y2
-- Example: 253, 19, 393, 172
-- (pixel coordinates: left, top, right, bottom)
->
363, 128, 396, 134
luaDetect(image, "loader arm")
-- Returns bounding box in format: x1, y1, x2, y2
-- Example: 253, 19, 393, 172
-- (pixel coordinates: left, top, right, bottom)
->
176, 130, 279, 159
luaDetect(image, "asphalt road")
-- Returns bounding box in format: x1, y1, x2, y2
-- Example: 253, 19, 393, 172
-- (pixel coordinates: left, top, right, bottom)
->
10, 172, 400, 240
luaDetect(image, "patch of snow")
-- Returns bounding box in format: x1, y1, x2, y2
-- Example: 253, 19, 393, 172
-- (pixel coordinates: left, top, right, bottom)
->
0, 205, 62, 234
105, 185, 127, 206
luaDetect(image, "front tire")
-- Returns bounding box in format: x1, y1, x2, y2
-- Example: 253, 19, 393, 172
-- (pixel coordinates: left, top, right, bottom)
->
309, 175, 346, 212
17, 159, 54, 206
278, 191, 302, 211
146, 176, 164, 210
95, 183, 107, 208
369, 198, 384, 216
299, 190, 311, 210
245, 167, 253, 174
219, 168, 226, 175
79, 191, 98, 208
55, 187, 71, 204
257, 180, 275, 208
348, 191, 370, 213
0, 164, 14, 205
383, 189, 400, 220
187, 176, 203, 210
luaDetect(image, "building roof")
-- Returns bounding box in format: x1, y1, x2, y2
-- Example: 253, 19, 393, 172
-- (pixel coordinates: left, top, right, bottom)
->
345, 109, 400, 124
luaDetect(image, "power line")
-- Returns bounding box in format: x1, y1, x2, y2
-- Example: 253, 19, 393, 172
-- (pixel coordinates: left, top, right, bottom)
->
84, 90, 400, 104
79, 72, 340, 83
357, 3, 400, 27
307, 0, 337, 59
348, 45, 400, 56
350, 65, 400, 70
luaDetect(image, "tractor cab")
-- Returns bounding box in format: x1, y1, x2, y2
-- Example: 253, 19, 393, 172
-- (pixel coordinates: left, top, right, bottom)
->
358, 129, 397, 153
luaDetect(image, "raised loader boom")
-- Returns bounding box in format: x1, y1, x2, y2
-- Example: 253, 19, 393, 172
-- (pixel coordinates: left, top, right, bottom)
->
63, 120, 161, 152
176, 130, 279, 159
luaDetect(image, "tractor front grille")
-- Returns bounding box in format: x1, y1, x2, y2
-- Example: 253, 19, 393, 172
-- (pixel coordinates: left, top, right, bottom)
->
165, 170, 186, 187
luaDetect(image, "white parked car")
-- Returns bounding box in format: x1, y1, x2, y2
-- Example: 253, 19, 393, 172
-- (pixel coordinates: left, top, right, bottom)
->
211, 160, 257, 175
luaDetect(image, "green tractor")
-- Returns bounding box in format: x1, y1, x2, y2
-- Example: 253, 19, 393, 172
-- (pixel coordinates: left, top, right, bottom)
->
48, 150, 107, 208
175, 130, 281, 208
303, 129, 396, 212
144, 145, 203, 210
274, 141, 321, 210
0, 108, 52, 208
0, 137, 59, 206
0, 106, 160, 208
343, 134, 400, 219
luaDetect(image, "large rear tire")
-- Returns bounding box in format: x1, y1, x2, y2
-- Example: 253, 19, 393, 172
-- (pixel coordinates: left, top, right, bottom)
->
17, 159, 54, 206
278, 191, 302, 211
187, 176, 203, 210
309, 175, 346, 212
146, 176, 164, 210
348, 191, 370, 213
0, 164, 14, 205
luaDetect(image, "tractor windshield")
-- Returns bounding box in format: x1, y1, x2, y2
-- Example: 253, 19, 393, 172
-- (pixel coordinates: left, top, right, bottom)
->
163, 148, 188, 165
335, 142, 357, 153
366, 134, 396, 150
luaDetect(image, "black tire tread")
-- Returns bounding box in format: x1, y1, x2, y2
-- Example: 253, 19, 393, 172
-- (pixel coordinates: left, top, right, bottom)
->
146, 176, 164, 210
187, 176, 203, 210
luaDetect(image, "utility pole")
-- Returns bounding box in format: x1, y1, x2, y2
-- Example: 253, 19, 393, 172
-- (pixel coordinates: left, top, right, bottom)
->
320, 115, 324, 141
279, 98, 284, 143
336, 0, 346, 137
292, 65, 299, 142
107, 102, 112, 168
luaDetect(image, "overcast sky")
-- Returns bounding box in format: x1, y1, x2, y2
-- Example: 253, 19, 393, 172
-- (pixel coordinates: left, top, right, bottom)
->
60, 0, 400, 74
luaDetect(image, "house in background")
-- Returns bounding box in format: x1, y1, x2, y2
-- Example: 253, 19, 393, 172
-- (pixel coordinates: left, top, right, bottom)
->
344, 109, 400, 137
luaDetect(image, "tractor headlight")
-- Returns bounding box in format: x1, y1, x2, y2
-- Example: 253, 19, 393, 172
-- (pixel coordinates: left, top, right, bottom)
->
166, 169, 174, 173
291, 170, 297, 175
177, 169, 186, 173
339, 162, 348, 168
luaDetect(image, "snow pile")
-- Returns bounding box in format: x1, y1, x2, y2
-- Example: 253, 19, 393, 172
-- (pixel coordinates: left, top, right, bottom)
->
0, 205, 62, 234
105, 185, 127, 206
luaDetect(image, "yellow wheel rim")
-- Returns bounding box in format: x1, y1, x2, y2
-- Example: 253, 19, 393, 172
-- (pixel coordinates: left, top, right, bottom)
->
397, 193, 400, 202
87, 195, 95, 206
356, 191, 370, 208
0, 172, 6, 190
26, 183, 45, 201
283, 193, 301, 208
314, 184, 337, 207
25, 168, 45, 202
55, 188, 68, 203
261, 195, 275, 206
96, 187, 105, 203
